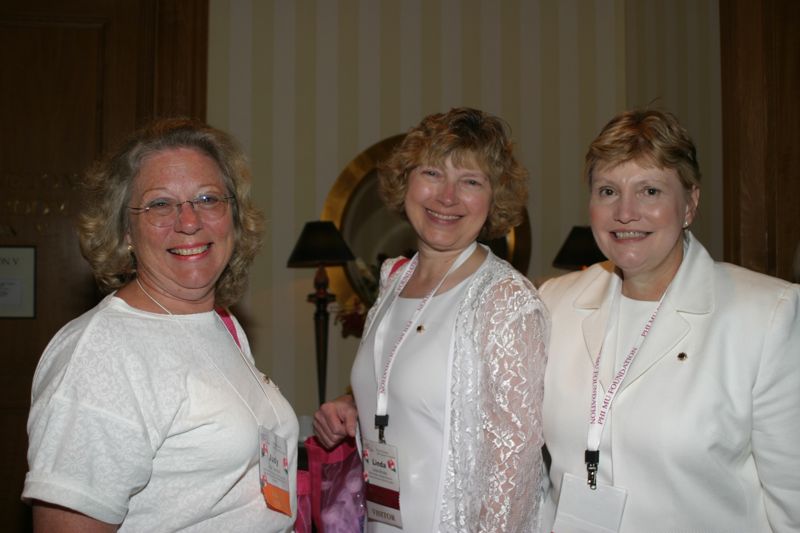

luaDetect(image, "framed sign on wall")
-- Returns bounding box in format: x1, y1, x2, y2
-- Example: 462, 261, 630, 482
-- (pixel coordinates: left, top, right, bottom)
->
0, 246, 36, 318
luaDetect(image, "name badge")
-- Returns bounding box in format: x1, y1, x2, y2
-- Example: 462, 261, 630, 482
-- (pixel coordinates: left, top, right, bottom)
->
259, 426, 292, 517
362, 438, 402, 527
552, 472, 627, 533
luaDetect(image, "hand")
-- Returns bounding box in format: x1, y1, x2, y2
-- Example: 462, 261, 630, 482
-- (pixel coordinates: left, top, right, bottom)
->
313, 394, 358, 449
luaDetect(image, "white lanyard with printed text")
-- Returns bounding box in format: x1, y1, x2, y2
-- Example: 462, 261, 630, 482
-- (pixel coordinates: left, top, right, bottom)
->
372, 242, 476, 442
585, 279, 665, 489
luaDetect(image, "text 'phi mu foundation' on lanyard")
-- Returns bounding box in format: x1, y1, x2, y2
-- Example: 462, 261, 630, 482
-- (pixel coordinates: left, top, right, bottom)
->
585, 279, 665, 490
373, 242, 477, 443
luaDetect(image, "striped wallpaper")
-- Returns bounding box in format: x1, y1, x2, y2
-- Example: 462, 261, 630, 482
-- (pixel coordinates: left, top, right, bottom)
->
207, 0, 721, 418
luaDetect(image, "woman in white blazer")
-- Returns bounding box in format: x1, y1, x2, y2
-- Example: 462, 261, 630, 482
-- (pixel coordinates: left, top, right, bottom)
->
540, 109, 800, 533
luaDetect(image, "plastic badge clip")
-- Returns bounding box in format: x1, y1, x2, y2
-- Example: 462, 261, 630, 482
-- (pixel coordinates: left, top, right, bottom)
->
375, 414, 389, 443
585, 449, 600, 490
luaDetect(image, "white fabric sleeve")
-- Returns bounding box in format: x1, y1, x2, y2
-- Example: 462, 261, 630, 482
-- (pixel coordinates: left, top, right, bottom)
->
24, 320, 164, 524
751, 283, 800, 532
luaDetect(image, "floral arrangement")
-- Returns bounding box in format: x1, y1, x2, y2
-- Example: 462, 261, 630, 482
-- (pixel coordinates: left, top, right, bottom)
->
335, 295, 369, 338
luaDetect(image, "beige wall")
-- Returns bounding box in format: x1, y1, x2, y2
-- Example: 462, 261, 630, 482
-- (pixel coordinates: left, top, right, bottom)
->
207, 0, 721, 418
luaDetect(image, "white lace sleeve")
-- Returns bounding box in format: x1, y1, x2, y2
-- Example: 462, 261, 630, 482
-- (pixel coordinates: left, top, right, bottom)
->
475, 277, 548, 532
439, 261, 549, 533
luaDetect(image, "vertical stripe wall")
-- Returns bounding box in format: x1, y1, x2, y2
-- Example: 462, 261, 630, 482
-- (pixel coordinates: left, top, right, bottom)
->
207, 0, 722, 418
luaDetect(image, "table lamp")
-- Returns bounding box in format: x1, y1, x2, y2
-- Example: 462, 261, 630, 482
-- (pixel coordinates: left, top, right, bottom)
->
552, 226, 606, 270
287, 220, 355, 404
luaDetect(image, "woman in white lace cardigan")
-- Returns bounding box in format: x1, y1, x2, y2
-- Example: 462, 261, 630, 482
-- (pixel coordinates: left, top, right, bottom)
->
314, 107, 549, 532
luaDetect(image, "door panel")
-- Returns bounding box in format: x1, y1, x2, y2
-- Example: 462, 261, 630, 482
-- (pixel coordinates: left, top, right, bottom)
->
720, 0, 800, 280
0, 2, 207, 530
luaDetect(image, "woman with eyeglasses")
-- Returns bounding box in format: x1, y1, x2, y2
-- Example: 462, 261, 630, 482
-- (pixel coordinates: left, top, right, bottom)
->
23, 118, 299, 532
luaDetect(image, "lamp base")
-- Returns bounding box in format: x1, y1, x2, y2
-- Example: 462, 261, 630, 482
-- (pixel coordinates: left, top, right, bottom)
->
308, 266, 335, 404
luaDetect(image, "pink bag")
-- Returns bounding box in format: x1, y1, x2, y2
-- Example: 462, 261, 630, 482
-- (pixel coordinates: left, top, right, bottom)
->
305, 436, 365, 533
295, 470, 312, 533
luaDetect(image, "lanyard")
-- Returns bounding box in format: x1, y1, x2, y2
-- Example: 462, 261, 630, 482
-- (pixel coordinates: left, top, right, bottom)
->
585, 279, 664, 489
372, 242, 477, 443
215, 312, 283, 426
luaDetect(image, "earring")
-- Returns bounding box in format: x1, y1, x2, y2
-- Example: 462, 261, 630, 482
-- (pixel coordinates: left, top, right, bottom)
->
683, 221, 689, 229
127, 243, 137, 273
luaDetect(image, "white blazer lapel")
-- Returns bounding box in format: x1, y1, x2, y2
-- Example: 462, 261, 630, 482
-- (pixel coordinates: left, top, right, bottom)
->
621, 301, 690, 389
618, 232, 713, 392
577, 264, 617, 390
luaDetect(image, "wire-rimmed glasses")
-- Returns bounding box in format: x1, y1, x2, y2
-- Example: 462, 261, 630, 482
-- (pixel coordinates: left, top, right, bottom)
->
129, 194, 235, 227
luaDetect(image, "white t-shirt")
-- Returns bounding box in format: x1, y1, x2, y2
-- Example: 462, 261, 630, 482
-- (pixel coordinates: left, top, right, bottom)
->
351, 282, 466, 531
23, 294, 298, 532
592, 294, 660, 484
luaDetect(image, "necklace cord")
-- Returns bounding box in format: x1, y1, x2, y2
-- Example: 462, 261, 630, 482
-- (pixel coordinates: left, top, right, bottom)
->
136, 277, 172, 314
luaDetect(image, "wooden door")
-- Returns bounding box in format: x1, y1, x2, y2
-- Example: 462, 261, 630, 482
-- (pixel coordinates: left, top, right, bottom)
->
720, 0, 800, 281
0, 1, 207, 530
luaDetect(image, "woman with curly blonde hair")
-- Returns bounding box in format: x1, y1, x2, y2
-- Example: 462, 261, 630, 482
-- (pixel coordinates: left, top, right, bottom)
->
379, 107, 529, 240
315, 108, 548, 532
24, 118, 299, 532
77, 117, 264, 307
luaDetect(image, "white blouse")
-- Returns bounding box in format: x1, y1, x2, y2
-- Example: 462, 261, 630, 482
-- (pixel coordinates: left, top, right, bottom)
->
351, 281, 468, 531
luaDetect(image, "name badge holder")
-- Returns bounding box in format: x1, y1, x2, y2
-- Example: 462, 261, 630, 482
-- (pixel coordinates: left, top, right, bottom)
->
362, 438, 403, 527
552, 472, 627, 533
259, 426, 292, 517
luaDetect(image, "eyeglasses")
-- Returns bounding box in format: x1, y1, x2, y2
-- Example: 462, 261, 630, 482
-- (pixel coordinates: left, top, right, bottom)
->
129, 194, 235, 227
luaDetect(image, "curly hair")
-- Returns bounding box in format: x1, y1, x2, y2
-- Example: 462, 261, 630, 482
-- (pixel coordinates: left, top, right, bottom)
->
77, 117, 264, 308
584, 108, 701, 191
378, 107, 528, 239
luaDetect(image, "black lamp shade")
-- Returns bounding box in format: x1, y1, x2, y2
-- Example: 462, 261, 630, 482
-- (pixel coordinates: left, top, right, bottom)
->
287, 221, 355, 268
552, 226, 606, 270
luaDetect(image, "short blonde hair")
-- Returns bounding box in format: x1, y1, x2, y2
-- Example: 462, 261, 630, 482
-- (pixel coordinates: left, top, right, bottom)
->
585, 108, 701, 192
379, 107, 528, 239
77, 117, 264, 308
